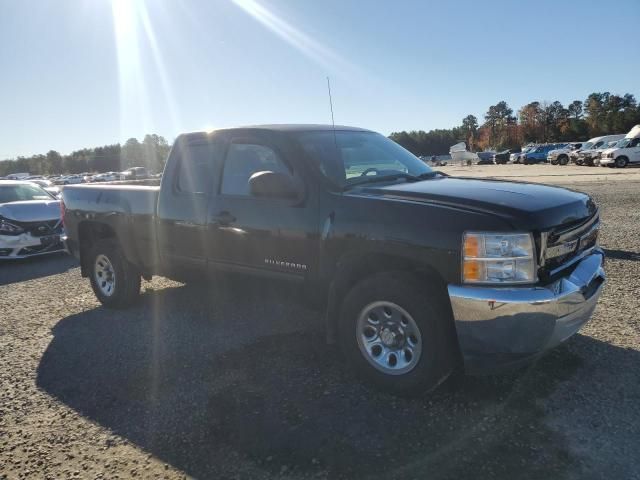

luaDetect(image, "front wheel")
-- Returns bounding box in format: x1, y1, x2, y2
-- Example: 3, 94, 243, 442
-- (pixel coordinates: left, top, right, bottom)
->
339, 272, 458, 395
88, 240, 141, 308
558, 155, 569, 165
615, 156, 628, 168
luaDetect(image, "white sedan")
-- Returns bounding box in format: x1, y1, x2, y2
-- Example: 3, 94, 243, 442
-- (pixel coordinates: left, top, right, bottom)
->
0, 181, 66, 259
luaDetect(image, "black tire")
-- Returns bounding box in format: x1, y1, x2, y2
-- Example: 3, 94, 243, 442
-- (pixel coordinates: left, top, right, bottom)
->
558, 155, 569, 165
615, 156, 628, 168
338, 271, 458, 395
88, 239, 141, 308
550, 158, 559, 165
576, 158, 584, 166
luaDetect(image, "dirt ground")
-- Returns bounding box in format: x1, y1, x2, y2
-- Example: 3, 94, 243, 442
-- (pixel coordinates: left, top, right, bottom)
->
441, 162, 640, 184
1, 170, 639, 480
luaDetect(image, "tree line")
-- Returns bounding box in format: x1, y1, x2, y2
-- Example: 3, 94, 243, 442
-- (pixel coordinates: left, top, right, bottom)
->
0, 134, 171, 177
390, 92, 640, 156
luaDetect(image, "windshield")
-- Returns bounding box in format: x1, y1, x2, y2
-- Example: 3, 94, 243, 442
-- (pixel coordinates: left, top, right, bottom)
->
0, 184, 53, 203
293, 130, 433, 187
614, 139, 631, 148
580, 142, 593, 150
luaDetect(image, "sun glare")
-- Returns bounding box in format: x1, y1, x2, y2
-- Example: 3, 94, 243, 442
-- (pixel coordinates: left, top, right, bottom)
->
111, 0, 180, 141
231, 0, 361, 80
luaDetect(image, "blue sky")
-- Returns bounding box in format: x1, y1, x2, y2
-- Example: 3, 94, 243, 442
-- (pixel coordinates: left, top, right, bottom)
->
0, 0, 638, 158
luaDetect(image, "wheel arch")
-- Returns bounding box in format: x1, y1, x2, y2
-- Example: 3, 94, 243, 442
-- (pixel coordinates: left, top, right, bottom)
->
77, 221, 118, 277
325, 251, 452, 344
616, 155, 629, 166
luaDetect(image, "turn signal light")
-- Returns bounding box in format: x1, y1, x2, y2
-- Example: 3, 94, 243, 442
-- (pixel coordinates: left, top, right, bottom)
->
463, 260, 481, 281
463, 234, 480, 257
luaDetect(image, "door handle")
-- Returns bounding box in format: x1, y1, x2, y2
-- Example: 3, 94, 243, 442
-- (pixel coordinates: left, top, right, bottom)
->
212, 211, 236, 225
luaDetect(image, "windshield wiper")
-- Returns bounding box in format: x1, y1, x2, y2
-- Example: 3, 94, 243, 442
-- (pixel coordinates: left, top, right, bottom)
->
342, 171, 445, 191
342, 173, 420, 190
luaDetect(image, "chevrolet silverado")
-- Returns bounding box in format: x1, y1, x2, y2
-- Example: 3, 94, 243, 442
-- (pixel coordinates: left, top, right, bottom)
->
62, 125, 605, 393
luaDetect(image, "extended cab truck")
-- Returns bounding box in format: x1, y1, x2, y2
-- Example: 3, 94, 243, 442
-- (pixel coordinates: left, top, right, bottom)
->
62, 125, 606, 394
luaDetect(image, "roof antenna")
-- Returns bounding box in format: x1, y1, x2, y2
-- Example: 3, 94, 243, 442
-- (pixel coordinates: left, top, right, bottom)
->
326, 76, 336, 128
326, 76, 339, 154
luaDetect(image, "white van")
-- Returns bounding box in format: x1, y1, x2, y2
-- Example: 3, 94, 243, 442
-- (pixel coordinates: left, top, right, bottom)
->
599, 125, 640, 168
574, 134, 626, 166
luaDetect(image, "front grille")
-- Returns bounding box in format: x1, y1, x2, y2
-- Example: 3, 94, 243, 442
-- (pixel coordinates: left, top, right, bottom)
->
541, 214, 599, 273
18, 242, 64, 256
13, 219, 63, 237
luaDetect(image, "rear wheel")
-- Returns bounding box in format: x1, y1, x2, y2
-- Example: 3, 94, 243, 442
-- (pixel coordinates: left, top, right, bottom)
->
88, 239, 141, 308
615, 156, 628, 168
339, 272, 457, 395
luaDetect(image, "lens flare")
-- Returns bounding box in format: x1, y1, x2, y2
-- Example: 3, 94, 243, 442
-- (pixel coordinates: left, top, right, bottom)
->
231, 0, 362, 80
111, 0, 180, 140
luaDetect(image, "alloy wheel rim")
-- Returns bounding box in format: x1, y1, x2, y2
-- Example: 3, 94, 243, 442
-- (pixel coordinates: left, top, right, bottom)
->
94, 254, 116, 297
356, 301, 422, 375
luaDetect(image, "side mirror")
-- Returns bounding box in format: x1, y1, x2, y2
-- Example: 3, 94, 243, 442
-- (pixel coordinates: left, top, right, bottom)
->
248, 171, 300, 199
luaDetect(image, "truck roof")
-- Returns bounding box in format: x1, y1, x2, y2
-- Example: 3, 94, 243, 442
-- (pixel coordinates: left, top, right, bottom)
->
180, 124, 372, 141
625, 124, 640, 139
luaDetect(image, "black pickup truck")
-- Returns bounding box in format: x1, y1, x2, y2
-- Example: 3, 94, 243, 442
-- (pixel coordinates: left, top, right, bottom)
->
63, 125, 605, 393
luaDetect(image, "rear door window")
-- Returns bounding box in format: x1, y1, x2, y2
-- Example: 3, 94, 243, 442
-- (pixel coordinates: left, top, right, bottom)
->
175, 142, 224, 194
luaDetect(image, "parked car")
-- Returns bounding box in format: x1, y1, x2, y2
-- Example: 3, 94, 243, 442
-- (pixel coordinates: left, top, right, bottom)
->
599, 125, 640, 168
476, 151, 496, 164
523, 144, 567, 164
512, 146, 536, 164
548, 142, 584, 165
6, 173, 30, 180
574, 134, 625, 165
90, 172, 123, 183
63, 124, 605, 395
121, 166, 149, 180
0, 180, 65, 259
62, 175, 84, 185
494, 148, 521, 164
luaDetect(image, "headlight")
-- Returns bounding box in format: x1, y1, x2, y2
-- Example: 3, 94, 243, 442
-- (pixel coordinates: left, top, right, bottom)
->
0, 218, 24, 235
462, 232, 536, 284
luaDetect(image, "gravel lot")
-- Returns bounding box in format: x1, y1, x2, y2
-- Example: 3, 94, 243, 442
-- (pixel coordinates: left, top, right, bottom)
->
1, 174, 639, 480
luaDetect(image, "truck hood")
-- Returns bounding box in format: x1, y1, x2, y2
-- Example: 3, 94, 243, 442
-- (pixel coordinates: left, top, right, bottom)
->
0, 200, 61, 222
359, 177, 596, 231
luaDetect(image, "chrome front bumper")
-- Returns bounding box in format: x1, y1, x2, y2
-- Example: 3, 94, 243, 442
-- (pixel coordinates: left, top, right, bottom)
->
448, 250, 605, 372
0, 233, 67, 259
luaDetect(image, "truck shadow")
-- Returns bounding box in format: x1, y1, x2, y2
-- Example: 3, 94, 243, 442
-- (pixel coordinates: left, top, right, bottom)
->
603, 248, 640, 262
0, 252, 77, 286
36, 282, 638, 479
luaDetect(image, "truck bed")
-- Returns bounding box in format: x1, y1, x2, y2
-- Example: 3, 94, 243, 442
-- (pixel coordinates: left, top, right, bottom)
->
62, 184, 161, 272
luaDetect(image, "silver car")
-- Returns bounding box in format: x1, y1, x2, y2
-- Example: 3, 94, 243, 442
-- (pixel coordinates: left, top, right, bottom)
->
0, 181, 66, 259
